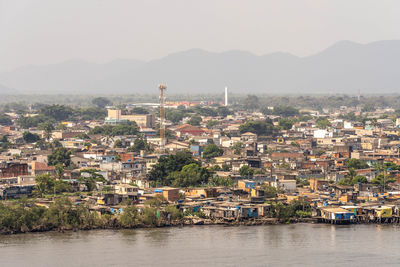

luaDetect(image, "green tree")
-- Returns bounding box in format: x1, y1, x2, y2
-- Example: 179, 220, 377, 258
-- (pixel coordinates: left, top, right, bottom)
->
316, 118, 331, 129
0, 135, 11, 152
242, 95, 259, 111
383, 162, 400, 171
260, 107, 273, 116
79, 169, 107, 191
54, 180, 73, 193
346, 158, 369, 169
298, 114, 312, 122
188, 115, 202, 126
239, 120, 275, 136
34, 174, 55, 197
208, 176, 234, 187
111, 123, 139, 136
127, 138, 152, 153
222, 164, 230, 171
89, 122, 138, 136
206, 120, 219, 129
346, 168, 357, 180
48, 147, 72, 167
131, 107, 149, 114
273, 106, 299, 117
141, 207, 158, 226
16, 114, 53, 129
23, 131, 41, 143
55, 123, 67, 130
92, 97, 112, 108
278, 118, 293, 130
0, 114, 12, 126
79, 107, 107, 120
210, 165, 221, 171
339, 112, 357, 121
55, 163, 64, 180
145, 194, 166, 208
166, 109, 185, 124
169, 163, 211, 187
351, 175, 368, 185
261, 184, 279, 198
371, 173, 396, 189
114, 139, 123, 148
362, 103, 375, 112
149, 152, 199, 185
119, 205, 139, 228
231, 142, 243, 155
202, 144, 224, 159
40, 105, 74, 121
74, 133, 90, 140
338, 168, 358, 185
217, 106, 231, 117
239, 165, 254, 177
338, 178, 351, 186
38, 121, 54, 142
164, 205, 183, 220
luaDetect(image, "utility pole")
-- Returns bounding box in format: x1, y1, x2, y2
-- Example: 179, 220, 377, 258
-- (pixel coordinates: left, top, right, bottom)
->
159, 84, 167, 154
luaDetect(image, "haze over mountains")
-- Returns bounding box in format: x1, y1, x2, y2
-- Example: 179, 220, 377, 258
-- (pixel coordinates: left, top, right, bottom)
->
1, 40, 400, 95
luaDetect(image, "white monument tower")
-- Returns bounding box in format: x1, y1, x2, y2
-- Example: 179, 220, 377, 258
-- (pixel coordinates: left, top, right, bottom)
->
224, 86, 228, 106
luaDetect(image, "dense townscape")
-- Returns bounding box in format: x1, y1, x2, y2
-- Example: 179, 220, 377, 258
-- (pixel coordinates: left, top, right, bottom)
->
1, 94, 400, 234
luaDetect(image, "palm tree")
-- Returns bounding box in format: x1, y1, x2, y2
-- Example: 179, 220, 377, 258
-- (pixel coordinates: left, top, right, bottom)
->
345, 168, 357, 180
39, 122, 54, 142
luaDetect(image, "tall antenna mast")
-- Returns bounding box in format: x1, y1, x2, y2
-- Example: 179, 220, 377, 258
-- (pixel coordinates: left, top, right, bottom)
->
159, 84, 167, 153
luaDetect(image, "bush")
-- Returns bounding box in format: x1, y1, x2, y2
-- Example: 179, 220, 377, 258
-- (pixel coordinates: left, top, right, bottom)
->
295, 210, 312, 218
141, 207, 158, 226
119, 205, 139, 228
164, 206, 183, 220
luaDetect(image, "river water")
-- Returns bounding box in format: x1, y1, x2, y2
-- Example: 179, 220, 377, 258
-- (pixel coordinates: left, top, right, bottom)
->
0, 224, 399, 266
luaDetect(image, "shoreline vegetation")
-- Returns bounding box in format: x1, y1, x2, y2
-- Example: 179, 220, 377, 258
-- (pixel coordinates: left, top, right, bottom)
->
0, 196, 315, 235
0, 196, 396, 236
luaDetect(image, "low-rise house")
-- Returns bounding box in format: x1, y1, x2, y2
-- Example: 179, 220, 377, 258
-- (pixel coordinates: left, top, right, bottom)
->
185, 188, 217, 198
317, 207, 356, 223
271, 152, 304, 162
154, 187, 180, 202
309, 178, 330, 192
175, 124, 206, 137
0, 162, 28, 178
241, 132, 257, 142
114, 184, 138, 196
0, 183, 35, 200
30, 161, 56, 176
238, 179, 256, 192
271, 179, 297, 193
165, 141, 190, 152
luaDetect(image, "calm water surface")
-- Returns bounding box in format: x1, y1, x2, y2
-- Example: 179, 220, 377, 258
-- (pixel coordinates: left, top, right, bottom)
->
0, 224, 399, 266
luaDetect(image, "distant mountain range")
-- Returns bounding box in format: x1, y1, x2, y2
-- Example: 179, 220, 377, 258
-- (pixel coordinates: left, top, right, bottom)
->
1, 40, 400, 95
0, 83, 16, 94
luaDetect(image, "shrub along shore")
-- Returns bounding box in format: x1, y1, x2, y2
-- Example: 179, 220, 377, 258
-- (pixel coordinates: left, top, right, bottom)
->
0, 197, 313, 235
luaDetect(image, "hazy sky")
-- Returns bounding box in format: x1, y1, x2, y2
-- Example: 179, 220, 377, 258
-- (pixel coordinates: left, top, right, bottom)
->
1, 0, 400, 71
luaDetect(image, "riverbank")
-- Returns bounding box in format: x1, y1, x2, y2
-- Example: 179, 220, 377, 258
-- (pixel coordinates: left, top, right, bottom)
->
0, 215, 315, 235
0, 195, 316, 235
3, 212, 400, 235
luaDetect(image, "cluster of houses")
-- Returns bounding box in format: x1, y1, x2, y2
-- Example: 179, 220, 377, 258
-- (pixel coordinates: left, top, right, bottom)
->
2, 104, 400, 224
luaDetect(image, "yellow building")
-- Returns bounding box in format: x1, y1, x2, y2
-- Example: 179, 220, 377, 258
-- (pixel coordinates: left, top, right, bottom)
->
185, 188, 217, 198
375, 206, 393, 218
106, 109, 155, 128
